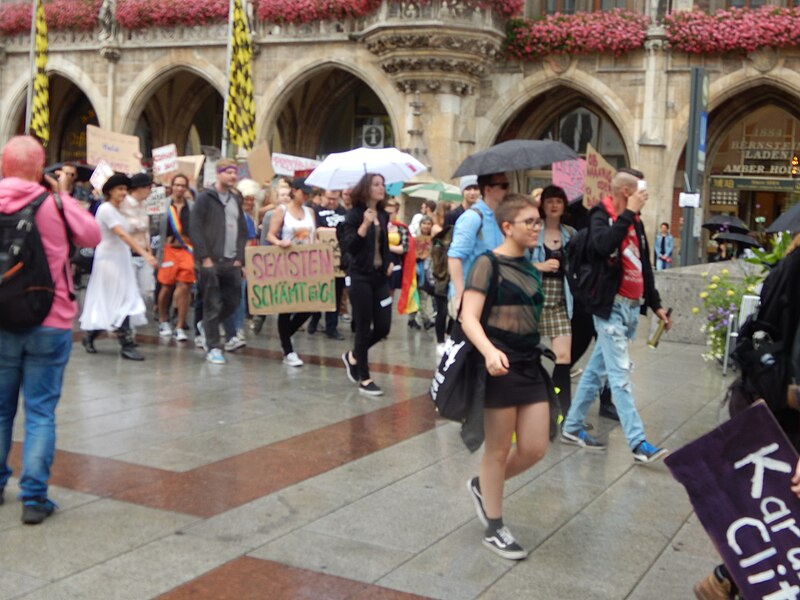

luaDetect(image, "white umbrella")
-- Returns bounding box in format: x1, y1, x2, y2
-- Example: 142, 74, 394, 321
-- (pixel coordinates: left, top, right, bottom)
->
305, 147, 427, 190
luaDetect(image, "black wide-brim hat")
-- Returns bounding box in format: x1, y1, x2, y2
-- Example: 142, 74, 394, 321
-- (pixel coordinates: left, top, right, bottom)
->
102, 173, 132, 196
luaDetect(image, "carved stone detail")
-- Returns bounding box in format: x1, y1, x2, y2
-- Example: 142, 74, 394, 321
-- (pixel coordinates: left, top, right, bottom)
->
395, 78, 474, 96
747, 47, 779, 73
100, 43, 121, 62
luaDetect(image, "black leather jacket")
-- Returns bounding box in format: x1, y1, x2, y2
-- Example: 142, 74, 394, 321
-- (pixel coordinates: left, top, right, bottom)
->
339, 205, 391, 277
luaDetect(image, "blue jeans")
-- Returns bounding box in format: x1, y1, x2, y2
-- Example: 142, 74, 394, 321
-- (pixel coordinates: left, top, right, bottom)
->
0, 326, 72, 500
563, 299, 646, 450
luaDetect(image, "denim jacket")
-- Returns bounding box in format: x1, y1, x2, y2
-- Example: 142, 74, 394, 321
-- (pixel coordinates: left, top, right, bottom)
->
530, 223, 575, 319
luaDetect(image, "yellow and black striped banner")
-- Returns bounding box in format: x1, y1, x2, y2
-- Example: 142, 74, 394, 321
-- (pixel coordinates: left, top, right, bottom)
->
30, 0, 49, 147
225, 0, 255, 151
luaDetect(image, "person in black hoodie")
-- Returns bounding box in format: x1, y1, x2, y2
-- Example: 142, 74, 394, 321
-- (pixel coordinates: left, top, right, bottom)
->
189, 159, 248, 365
560, 168, 672, 464
338, 173, 393, 396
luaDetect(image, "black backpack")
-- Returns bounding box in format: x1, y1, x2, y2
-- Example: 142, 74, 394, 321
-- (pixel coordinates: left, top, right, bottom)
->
0, 192, 59, 330
563, 226, 600, 308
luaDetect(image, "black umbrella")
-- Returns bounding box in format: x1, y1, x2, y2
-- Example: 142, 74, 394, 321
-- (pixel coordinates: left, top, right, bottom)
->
714, 232, 762, 248
701, 214, 749, 234
766, 203, 800, 235
44, 162, 94, 182
452, 140, 578, 178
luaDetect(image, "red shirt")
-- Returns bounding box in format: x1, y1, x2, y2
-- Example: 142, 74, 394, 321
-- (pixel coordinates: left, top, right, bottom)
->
601, 197, 644, 300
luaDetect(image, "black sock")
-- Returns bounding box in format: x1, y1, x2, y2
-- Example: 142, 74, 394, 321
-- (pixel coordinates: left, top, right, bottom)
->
486, 517, 504, 536
552, 364, 571, 415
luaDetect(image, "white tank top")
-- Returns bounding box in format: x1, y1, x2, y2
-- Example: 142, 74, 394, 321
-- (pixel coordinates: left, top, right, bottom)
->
281, 205, 316, 245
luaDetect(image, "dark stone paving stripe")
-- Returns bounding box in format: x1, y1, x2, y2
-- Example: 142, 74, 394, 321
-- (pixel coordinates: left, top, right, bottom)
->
156, 556, 432, 600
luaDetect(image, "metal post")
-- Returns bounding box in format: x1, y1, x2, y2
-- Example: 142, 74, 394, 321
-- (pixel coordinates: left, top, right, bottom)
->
680, 67, 708, 266
23, 0, 38, 134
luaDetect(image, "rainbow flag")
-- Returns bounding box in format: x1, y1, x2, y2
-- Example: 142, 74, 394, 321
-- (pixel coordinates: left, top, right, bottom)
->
396, 223, 419, 315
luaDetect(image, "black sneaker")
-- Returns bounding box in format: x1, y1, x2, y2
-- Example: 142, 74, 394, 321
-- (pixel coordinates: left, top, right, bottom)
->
483, 525, 528, 560
358, 381, 384, 396
21, 498, 57, 525
408, 320, 421, 330
632, 440, 668, 464
466, 477, 488, 528
342, 351, 359, 384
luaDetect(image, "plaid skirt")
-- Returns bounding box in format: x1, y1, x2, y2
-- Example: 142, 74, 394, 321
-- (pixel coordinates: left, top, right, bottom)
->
540, 276, 571, 338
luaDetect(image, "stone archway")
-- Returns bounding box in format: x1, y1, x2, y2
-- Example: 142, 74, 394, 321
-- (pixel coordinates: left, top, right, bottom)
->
258, 58, 402, 159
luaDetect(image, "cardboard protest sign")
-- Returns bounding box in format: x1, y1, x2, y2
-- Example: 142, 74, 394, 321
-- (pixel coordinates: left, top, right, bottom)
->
583, 144, 615, 207
552, 158, 586, 202
316, 229, 344, 277
247, 142, 274, 183
89, 160, 114, 192
245, 244, 336, 315
174, 155, 205, 187
145, 186, 168, 216
272, 152, 320, 177
86, 125, 141, 174
665, 401, 800, 600
152, 144, 178, 176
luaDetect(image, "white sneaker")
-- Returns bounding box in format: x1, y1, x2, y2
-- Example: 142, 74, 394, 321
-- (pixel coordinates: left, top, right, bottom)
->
436, 342, 446, 357
158, 322, 172, 338
195, 321, 207, 351
206, 348, 226, 365
224, 336, 246, 352
173, 328, 188, 342
283, 352, 303, 367
236, 328, 246, 340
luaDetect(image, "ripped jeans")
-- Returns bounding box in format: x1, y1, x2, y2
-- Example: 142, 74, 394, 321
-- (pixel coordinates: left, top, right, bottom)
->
563, 298, 645, 449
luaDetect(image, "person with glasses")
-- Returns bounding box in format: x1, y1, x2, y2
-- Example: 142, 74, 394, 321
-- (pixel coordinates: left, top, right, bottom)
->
461, 193, 550, 560
560, 168, 672, 463
447, 172, 508, 319
531, 185, 576, 416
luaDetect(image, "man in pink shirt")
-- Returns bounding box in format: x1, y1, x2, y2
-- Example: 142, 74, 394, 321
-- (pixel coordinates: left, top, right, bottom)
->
0, 136, 101, 524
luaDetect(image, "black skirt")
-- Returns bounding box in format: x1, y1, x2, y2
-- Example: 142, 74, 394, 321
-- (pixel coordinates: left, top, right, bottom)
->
484, 361, 550, 409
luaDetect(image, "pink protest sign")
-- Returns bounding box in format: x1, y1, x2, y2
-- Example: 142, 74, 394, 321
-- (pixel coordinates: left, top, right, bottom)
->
552, 158, 586, 202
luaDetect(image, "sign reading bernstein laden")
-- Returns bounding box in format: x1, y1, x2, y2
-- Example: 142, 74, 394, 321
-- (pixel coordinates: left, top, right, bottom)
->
245, 244, 335, 315
665, 401, 800, 600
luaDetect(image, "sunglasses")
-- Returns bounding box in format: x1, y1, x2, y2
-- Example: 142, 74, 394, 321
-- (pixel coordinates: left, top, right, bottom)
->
488, 182, 510, 190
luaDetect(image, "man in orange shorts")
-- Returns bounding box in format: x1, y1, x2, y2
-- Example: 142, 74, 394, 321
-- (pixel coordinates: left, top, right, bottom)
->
157, 174, 195, 342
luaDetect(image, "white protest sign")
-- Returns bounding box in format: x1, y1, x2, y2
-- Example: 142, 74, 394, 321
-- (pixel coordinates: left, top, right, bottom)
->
89, 160, 115, 192
203, 159, 218, 189
152, 144, 178, 176
86, 125, 141, 174
272, 153, 321, 177
145, 186, 168, 215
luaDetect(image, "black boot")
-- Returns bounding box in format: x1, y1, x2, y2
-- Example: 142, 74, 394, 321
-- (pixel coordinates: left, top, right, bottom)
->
82, 331, 100, 354
117, 319, 144, 361
552, 364, 572, 416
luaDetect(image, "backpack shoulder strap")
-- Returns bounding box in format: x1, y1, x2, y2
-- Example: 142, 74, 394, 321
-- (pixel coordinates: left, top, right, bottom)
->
470, 207, 484, 240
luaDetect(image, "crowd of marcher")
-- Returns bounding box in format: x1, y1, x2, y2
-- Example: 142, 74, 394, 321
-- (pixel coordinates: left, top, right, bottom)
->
2, 135, 799, 600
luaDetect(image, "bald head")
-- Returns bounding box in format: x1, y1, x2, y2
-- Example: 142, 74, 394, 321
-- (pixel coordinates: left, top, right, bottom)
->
1, 136, 45, 182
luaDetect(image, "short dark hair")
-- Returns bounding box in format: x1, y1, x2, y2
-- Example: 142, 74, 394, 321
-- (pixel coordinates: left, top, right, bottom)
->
171, 173, 189, 187
494, 193, 537, 231
540, 185, 567, 204
660, 222, 670, 229
350, 172, 385, 211
422, 199, 436, 212
477, 173, 504, 196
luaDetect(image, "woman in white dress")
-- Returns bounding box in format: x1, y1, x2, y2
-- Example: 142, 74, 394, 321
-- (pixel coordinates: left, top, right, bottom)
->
80, 174, 158, 360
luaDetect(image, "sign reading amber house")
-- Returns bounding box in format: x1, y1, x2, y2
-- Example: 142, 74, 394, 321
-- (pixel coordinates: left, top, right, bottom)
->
245, 244, 335, 315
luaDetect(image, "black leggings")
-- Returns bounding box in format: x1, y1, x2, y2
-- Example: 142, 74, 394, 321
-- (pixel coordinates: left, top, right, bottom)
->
278, 312, 313, 355
349, 272, 392, 381
434, 295, 448, 344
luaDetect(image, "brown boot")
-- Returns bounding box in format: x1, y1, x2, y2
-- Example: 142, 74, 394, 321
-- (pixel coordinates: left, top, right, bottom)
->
788, 384, 799, 411
693, 569, 734, 600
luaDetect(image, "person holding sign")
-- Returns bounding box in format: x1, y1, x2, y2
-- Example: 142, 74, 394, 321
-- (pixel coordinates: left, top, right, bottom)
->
156, 174, 195, 342
80, 174, 158, 360
266, 177, 317, 367
190, 159, 248, 366
339, 173, 393, 397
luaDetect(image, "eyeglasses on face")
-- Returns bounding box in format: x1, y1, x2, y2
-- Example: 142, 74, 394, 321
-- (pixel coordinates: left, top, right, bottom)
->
512, 218, 544, 230
487, 182, 510, 190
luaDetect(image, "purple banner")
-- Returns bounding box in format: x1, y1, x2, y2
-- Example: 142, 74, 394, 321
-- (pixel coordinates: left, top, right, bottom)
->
665, 402, 800, 599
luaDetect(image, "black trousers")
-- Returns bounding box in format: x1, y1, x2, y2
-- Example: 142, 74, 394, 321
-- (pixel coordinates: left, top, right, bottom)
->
198, 261, 241, 351
278, 312, 313, 355
434, 295, 448, 344
309, 277, 346, 335
349, 271, 392, 381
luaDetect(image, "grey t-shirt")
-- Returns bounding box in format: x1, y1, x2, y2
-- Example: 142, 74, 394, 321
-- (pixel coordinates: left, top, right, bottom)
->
218, 191, 239, 259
